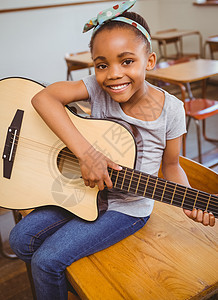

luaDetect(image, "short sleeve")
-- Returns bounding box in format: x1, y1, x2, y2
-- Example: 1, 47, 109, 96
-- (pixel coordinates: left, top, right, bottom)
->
166, 97, 187, 140
82, 75, 99, 104
82, 74, 111, 119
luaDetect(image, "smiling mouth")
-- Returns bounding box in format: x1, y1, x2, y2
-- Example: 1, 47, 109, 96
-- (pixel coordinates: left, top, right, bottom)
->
108, 83, 130, 91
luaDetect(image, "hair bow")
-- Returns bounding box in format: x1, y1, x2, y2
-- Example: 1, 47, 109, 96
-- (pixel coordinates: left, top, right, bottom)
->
83, 0, 136, 33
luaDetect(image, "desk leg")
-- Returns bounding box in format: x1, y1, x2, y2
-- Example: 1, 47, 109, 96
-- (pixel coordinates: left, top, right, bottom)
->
182, 133, 186, 157
179, 37, 183, 58
186, 83, 193, 99
198, 32, 203, 58
163, 40, 167, 60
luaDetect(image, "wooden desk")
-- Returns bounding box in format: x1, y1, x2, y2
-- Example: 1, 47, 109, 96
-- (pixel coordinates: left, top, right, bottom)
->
65, 52, 93, 80
67, 198, 218, 299
65, 52, 93, 67
147, 59, 218, 97
66, 157, 218, 300
151, 29, 202, 61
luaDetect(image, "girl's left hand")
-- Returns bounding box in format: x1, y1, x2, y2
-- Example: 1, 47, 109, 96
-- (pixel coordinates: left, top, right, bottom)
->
183, 208, 215, 227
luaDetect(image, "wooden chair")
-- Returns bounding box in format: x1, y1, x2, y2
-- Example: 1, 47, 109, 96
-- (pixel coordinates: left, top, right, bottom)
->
204, 35, 218, 59
65, 51, 93, 81
154, 59, 218, 163
66, 155, 218, 300
155, 29, 200, 62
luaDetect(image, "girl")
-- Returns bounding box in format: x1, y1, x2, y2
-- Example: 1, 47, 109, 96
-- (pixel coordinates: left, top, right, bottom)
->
9, 1, 215, 299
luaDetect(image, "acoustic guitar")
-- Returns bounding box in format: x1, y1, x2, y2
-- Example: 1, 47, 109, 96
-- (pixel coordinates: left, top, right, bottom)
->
0, 77, 217, 221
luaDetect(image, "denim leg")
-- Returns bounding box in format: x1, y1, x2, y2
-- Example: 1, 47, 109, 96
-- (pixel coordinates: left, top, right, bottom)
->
9, 206, 73, 263
10, 207, 149, 300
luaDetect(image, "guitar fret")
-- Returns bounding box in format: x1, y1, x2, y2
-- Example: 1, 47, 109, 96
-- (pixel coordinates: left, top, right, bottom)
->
121, 168, 127, 190
205, 194, 211, 212
208, 195, 217, 216
152, 178, 158, 199
114, 170, 120, 188
135, 173, 141, 194
181, 187, 188, 208
143, 175, 150, 197
108, 166, 217, 218
170, 184, 177, 205
162, 182, 177, 205
160, 181, 167, 202
193, 190, 199, 209
128, 170, 134, 192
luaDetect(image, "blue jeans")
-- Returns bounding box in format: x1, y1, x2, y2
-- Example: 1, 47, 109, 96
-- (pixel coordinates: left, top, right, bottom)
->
9, 206, 149, 300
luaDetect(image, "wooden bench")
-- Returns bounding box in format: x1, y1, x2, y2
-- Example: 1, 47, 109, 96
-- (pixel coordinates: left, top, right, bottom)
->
66, 156, 218, 300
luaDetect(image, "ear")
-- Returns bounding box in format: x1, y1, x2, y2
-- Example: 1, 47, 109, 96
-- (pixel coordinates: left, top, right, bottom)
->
146, 52, 157, 71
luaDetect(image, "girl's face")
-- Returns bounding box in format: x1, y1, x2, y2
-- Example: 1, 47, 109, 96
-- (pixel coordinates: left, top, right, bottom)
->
91, 27, 156, 105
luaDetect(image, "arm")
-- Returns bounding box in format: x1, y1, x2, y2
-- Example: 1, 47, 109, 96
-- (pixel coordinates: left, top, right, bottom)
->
31, 80, 121, 190
162, 136, 215, 227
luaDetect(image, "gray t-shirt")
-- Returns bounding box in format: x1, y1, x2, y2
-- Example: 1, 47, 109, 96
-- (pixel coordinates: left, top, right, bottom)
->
82, 75, 186, 217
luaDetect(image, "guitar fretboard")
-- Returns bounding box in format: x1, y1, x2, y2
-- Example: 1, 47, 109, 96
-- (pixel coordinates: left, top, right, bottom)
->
108, 167, 218, 218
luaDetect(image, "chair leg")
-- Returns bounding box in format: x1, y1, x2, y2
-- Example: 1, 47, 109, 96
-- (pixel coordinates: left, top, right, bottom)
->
202, 119, 218, 143
186, 83, 194, 99
0, 233, 17, 259
194, 119, 202, 163
13, 210, 22, 224
186, 116, 191, 132
182, 133, 186, 157
0, 210, 20, 259
26, 263, 37, 300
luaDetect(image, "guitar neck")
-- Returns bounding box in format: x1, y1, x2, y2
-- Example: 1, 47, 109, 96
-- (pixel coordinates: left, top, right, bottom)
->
108, 167, 218, 218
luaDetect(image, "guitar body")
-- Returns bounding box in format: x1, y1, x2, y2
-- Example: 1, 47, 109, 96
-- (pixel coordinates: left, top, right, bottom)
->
0, 77, 136, 221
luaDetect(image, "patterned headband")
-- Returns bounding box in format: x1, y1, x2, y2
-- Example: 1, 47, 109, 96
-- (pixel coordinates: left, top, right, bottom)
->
83, 0, 152, 49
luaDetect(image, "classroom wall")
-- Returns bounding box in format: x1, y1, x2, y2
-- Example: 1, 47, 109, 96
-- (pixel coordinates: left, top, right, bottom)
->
159, 0, 218, 55
0, 0, 217, 84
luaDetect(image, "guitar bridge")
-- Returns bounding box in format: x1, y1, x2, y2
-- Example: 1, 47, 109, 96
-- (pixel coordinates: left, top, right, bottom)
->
2, 109, 24, 179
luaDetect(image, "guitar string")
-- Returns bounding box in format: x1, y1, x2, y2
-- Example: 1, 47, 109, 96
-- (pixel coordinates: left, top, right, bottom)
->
10, 143, 218, 213
10, 151, 218, 213
12, 152, 218, 213
10, 134, 218, 200
10, 135, 218, 207
11, 136, 218, 207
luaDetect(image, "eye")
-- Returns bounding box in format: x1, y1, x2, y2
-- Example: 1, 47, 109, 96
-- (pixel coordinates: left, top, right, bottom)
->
96, 63, 107, 70
123, 59, 134, 66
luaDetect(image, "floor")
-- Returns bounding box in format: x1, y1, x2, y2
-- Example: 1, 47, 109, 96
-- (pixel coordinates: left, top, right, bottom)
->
0, 82, 217, 300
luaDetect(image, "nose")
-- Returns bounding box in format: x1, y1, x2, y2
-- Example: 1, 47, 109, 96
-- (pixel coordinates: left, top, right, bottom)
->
107, 64, 123, 80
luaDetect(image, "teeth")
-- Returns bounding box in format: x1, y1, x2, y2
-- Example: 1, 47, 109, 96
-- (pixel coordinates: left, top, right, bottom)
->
110, 83, 128, 90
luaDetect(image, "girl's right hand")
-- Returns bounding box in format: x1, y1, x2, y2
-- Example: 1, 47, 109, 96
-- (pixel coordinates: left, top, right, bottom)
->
78, 147, 122, 191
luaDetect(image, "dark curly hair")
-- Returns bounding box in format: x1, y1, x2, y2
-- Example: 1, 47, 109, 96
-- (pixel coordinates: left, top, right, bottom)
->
89, 11, 151, 53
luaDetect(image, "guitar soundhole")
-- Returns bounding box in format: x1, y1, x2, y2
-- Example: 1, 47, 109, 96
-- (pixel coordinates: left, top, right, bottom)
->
57, 147, 81, 180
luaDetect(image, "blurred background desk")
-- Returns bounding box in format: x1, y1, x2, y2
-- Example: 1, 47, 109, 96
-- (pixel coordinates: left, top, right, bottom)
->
147, 59, 218, 163
65, 51, 93, 80
152, 29, 202, 61
147, 59, 218, 92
